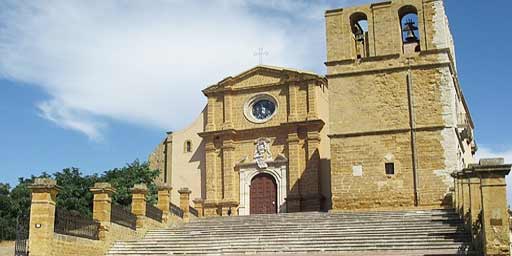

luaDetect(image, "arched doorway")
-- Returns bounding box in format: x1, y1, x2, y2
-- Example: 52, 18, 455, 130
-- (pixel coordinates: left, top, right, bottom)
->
250, 173, 277, 214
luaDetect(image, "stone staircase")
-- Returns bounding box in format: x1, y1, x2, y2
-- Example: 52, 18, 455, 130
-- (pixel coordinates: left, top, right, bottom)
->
106, 209, 473, 255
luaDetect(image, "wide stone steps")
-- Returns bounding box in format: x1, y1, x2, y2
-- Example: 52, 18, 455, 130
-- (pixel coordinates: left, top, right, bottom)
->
106, 209, 472, 255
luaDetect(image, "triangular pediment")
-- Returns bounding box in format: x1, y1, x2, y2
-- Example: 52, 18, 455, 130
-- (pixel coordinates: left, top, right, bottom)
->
203, 65, 322, 94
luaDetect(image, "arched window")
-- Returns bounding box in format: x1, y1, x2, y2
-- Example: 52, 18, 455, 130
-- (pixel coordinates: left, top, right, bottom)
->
184, 140, 192, 153
350, 13, 369, 59
399, 6, 421, 53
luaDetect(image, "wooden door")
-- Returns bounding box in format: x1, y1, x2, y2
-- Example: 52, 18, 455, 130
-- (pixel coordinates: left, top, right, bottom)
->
250, 173, 277, 214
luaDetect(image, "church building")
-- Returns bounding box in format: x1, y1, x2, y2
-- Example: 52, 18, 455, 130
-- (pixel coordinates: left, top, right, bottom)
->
149, 0, 476, 216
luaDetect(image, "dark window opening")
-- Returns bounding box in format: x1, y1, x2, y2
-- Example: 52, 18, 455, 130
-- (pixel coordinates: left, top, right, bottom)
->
350, 13, 370, 59
185, 141, 192, 153
385, 163, 395, 175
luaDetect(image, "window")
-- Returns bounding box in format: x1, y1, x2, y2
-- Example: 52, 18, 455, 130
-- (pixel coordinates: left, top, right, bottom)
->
399, 6, 421, 53
184, 140, 192, 153
385, 163, 395, 175
350, 13, 369, 59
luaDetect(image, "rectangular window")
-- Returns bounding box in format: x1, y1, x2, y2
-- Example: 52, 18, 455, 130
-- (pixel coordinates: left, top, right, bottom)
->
385, 163, 395, 175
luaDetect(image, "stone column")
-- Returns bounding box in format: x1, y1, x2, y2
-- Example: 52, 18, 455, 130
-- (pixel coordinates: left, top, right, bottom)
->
474, 158, 511, 256
286, 130, 301, 212
131, 184, 148, 228
90, 182, 115, 240
157, 183, 172, 224
27, 178, 61, 256
178, 188, 192, 223
192, 198, 204, 217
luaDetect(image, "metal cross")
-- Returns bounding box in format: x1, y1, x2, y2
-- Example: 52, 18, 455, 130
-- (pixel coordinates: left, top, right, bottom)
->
254, 48, 269, 65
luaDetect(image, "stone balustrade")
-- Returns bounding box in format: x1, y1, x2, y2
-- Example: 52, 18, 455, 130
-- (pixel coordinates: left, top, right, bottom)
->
451, 158, 512, 256
25, 179, 195, 256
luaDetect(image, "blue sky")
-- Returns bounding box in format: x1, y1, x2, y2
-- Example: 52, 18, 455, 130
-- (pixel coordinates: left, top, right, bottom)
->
0, 0, 511, 198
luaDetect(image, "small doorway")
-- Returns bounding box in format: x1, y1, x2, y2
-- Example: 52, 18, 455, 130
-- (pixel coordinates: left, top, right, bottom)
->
250, 173, 277, 214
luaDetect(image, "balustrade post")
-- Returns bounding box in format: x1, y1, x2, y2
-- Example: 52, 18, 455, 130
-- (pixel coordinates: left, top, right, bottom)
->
178, 188, 192, 223
474, 158, 511, 256
157, 183, 172, 224
27, 178, 61, 256
90, 182, 115, 240
193, 198, 204, 217
131, 184, 148, 228
461, 169, 471, 229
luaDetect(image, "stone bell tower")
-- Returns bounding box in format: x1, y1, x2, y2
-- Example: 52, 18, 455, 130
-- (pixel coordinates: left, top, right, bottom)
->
325, 0, 476, 210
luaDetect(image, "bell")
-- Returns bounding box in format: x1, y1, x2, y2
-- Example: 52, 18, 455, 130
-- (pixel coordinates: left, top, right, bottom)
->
403, 19, 418, 42
353, 24, 365, 42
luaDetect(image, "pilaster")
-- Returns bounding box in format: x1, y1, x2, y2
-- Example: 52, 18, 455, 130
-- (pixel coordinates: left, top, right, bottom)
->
222, 138, 236, 202
302, 130, 321, 211
222, 91, 233, 129
286, 129, 301, 212
288, 84, 299, 122
306, 82, 318, 120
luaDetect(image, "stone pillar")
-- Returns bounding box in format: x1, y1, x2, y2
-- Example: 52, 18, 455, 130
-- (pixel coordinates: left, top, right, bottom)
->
90, 182, 115, 240
178, 188, 192, 223
286, 130, 301, 212
461, 169, 471, 227
456, 171, 464, 217
474, 158, 511, 256
192, 198, 204, 217
27, 178, 61, 256
131, 184, 148, 228
450, 172, 458, 210
157, 183, 172, 224
466, 168, 482, 250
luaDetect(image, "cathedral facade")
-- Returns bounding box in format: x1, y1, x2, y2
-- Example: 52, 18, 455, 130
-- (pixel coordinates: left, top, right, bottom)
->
149, 0, 476, 216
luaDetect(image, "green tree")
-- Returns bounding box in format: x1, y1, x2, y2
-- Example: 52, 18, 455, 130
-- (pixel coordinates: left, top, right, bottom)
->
54, 168, 99, 217
101, 160, 159, 206
0, 160, 159, 240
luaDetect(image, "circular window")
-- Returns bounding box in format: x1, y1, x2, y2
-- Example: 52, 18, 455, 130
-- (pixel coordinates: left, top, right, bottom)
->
244, 94, 278, 123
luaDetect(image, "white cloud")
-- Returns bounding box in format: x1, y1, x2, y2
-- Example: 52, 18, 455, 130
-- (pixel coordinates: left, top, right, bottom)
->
0, 0, 369, 139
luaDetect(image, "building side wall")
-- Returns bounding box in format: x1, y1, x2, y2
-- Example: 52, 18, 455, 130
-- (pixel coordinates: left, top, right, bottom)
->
169, 110, 205, 205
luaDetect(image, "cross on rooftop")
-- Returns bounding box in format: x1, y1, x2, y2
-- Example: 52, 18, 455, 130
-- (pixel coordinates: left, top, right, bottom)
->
254, 48, 269, 65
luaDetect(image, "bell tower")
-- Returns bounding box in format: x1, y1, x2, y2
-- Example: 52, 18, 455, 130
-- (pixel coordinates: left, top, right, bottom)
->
325, 0, 476, 210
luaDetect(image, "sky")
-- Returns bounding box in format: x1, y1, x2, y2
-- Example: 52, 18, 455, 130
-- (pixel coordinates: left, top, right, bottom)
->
0, 0, 511, 200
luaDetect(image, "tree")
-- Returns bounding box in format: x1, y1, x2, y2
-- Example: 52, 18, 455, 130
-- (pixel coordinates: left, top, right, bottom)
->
54, 168, 99, 217
0, 160, 159, 240
101, 160, 159, 206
